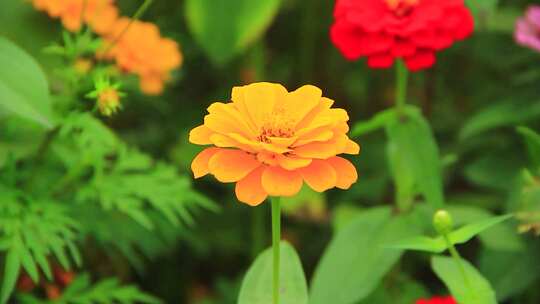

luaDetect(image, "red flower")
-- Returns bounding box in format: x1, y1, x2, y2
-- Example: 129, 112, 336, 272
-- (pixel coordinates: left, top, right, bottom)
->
416, 296, 457, 304
330, 0, 474, 71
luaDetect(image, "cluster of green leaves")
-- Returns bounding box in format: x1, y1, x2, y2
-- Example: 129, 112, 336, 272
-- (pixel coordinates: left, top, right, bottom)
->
0, 31, 214, 303
0, 187, 80, 303
17, 274, 161, 304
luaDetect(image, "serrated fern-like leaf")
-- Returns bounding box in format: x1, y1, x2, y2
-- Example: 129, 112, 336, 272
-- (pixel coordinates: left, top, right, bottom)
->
17, 273, 162, 304
76, 147, 217, 229
56, 113, 217, 230
0, 186, 81, 304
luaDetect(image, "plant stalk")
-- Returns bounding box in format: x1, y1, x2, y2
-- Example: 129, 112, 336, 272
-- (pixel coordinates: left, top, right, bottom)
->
271, 197, 281, 304
395, 59, 409, 116
443, 234, 475, 296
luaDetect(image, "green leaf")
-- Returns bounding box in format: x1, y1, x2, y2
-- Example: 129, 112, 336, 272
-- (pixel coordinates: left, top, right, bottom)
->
460, 100, 540, 140
389, 214, 512, 253
238, 241, 308, 304
386, 132, 416, 209
463, 152, 522, 191
0, 37, 54, 128
388, 235, 446, 253
517, 126, 540, 170
445, 205, 523, 252
479, 245, 540, 302
16, 273, 162, 304
351, 108, 395, 137
185, 0, 281, 65
385, 107, 444, 208
431, 256, 497, 304
1, 248, 21, 304
449, 214, 513, 245
309, 207, 420, 304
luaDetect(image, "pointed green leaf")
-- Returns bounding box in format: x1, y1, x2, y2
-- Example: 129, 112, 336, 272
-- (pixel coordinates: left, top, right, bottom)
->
388, 214, 512, 253
431, 256, 497, 304
309, 207, 420, 304
16, 240, 39, 283
0, 37, 54, 128
388, 236, 446, 253
517, 126, 540, 170
385, 107, 444, 208
445, 206, 523, 252
185, 0, 281, 65
351, 108, 395, 137
1, 248, 21, 304
449, 214, 513, 245
238, 241, 308, 304
460, 100, 540, 140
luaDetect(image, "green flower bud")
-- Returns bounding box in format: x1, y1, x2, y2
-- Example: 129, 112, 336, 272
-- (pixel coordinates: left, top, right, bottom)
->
433, 209, 453, 235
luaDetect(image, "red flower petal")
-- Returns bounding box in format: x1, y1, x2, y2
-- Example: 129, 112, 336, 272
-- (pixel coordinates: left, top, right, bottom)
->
367, 53, 395, 68
405, 50, 435, 71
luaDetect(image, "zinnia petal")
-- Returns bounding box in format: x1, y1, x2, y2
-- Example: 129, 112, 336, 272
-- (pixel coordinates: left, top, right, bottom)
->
277, 155, 312, 170
243, 82, 288, 128
191, 147, 221, 178
208, 149, 261, 182
327, 156, 358, 189
285, 85, 322, 125
261, 166, 303, 197
189, 125, 213, 145
235, 167, 268, 206
299, 160, 337, 192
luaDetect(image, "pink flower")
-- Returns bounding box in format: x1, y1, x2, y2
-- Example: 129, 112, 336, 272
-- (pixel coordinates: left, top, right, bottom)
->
515, 5, 540, 52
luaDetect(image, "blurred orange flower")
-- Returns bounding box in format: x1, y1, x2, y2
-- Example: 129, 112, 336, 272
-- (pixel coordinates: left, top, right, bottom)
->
189, 83, 360, 206
32, 0, 118, 34
101, 18, 183, 95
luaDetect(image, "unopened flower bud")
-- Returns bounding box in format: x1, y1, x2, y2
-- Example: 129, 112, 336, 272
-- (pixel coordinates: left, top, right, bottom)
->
73, 58, 92, 75
97, 88, 121, 116
433, 209, 453, 235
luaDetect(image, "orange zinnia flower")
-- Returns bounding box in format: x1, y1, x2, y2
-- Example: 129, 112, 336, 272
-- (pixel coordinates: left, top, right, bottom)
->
32, 0, 118, 35
101, 18, 183, 95
189, 83, 360, 206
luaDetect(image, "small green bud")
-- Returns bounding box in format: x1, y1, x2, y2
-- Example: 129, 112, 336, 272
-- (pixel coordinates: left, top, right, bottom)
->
433, 209, 453, 235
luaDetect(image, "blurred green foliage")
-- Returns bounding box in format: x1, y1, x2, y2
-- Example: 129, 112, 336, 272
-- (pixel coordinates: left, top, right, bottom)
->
1, 0, 540, 303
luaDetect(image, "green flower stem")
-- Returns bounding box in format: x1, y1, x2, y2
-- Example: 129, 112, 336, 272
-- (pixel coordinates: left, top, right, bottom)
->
394, 59, 411, 212
442, 234, 474, 296
395, 59, 409, 116
102, 0, 154, 55
271, 197, 281, 304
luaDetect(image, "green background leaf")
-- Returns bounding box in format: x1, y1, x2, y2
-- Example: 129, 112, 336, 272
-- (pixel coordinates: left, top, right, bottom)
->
185, 0, 281, 65
385, 107, 444, 208
0, 37, 54, 128
431, 255, 497, 304
309, 207, 420, 304
238, 241, 308, 304
460, 100, 540, 140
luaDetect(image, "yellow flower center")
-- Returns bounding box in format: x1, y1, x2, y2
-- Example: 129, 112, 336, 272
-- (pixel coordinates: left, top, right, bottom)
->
258, 106, 295, 142
385, 0, 419, 16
